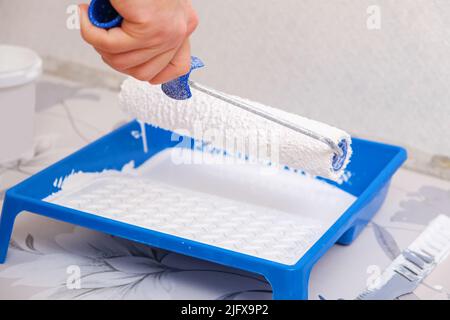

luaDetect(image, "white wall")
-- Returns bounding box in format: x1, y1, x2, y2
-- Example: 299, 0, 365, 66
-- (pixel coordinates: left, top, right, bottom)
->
1, 0, 449, 159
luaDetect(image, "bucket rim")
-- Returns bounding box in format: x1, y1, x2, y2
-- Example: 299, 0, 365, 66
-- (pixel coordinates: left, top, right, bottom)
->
0, 45, 42, 89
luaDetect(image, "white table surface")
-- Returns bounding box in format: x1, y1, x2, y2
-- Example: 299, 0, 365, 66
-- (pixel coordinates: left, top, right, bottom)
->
0, 75, 448, 300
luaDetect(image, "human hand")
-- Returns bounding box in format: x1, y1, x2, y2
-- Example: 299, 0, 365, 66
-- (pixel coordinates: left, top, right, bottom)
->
79, 0, 198, 84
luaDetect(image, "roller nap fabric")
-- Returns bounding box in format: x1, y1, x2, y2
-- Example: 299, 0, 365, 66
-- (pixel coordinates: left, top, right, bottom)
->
119, 77, 352, 181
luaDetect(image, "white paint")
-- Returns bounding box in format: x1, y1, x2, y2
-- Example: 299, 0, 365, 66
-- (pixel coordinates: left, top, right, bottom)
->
46, 148, 357, 265
120, 78, 352, 181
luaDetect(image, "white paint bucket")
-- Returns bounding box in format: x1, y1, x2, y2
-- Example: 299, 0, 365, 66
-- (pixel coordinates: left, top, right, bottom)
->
0, 45, 42, 164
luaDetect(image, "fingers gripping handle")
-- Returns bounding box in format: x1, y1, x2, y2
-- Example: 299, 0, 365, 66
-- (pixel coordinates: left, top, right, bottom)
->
88, 0, 202, 100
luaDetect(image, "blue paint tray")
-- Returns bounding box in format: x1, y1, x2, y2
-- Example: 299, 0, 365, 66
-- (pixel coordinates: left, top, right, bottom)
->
0, 121, 406, 299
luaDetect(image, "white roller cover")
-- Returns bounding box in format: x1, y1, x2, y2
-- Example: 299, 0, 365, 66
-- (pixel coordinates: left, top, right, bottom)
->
119, 78, 352, 181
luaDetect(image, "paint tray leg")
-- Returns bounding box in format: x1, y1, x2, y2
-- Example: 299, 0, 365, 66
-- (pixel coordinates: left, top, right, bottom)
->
267, 268, 310, 300
0, 195, 22, 264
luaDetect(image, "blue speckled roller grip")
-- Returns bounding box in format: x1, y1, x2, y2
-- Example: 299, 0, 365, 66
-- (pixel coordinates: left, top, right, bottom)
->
161, 57, 204, 100
88, 0, 202, 100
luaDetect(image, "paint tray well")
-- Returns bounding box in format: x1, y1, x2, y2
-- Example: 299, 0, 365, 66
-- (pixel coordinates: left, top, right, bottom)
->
45, 149, 356, 266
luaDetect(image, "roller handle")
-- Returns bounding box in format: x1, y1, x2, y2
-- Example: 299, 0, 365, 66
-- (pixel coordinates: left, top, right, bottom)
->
88, 0, 202, 100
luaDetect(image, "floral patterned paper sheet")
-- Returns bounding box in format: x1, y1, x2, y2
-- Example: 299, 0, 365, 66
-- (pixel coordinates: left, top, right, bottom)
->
0, 75, 448, 300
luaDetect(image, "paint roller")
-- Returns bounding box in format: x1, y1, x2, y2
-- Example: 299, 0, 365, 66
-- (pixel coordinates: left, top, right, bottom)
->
88, 0, 352, 181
